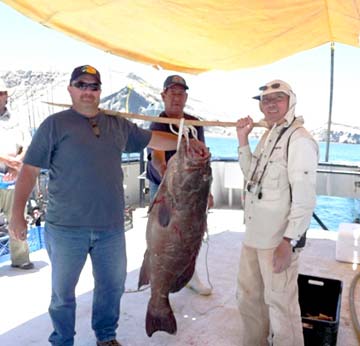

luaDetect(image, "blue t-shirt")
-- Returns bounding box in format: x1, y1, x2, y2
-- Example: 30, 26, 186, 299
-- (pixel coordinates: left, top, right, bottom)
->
146, 112, 205, 185
24, 108, 151, 230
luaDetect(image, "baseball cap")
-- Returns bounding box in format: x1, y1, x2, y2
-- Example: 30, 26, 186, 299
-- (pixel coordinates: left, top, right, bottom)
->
163, 75, 189, 90
253, 79, 292, 100
70, 65, 101, 84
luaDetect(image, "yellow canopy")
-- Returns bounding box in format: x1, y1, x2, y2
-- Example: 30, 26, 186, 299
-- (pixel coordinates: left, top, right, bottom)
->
3, 0, 360, 73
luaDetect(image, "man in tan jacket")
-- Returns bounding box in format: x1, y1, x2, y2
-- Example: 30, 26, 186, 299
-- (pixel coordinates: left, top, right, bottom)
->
236, 80, 318, 346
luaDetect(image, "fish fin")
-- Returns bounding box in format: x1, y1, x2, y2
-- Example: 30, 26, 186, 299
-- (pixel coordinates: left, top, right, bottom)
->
138, 250, 150, 289
158, 201, 171, 227
146, 297, 177, 337
170, 261, 196, 293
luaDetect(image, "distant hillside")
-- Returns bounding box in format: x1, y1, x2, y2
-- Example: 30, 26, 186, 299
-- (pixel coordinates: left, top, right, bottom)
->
311, 123, 360, 144
1, 70, 359, 143
0, 70, 209, 131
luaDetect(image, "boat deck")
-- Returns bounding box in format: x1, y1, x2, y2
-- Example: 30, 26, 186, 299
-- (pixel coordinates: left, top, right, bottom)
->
0, 208, 359, 346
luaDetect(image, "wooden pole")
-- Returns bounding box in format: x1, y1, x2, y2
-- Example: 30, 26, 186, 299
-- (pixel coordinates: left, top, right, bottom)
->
43, 101, 268, 128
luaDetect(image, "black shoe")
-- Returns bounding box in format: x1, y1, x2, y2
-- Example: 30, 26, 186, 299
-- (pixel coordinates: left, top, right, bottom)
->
11, 262, 34, 270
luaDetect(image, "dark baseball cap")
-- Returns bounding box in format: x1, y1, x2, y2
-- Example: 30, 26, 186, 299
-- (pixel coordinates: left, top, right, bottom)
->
70, 65, 102, 84
163, 75, 188, 90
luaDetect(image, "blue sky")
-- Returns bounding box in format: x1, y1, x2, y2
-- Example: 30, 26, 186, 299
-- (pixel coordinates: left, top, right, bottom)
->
1, 2, 360, 129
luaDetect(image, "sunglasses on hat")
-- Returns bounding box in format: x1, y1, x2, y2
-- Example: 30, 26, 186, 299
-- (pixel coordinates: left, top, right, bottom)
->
259, 83, 281, 91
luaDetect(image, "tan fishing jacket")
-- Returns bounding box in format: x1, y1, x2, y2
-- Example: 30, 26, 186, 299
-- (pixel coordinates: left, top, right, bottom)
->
238, 115, 319, 249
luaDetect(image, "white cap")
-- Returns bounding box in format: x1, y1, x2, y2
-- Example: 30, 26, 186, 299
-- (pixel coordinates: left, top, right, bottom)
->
253, 79, 293, 100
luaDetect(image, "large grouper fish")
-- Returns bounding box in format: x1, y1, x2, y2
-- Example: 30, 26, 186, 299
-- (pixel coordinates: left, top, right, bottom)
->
138, 137, 212, 337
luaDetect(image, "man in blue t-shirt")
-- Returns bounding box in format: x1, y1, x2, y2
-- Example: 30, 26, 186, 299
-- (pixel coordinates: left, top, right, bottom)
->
8, 65, 206, 346
146, 74, 213, 296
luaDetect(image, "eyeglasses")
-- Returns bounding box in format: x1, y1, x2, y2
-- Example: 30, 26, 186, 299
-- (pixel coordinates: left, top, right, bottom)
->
165, 88, 187, 97
89, 118, 100, 138
0, 91, 8, 96
72, 81, 101, 91
259, 83, 281, 91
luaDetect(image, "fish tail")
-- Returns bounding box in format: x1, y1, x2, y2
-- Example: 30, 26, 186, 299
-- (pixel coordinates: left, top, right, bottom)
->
145, 297, 177, 336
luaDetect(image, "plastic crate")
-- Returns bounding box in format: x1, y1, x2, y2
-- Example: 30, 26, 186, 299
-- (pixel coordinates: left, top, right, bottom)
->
27, 226, 45, 252
298, 274, 342, 346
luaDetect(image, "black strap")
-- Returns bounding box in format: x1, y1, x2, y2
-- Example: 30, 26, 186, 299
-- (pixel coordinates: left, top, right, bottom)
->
254, 120, 296, 189
286, 126, 307, 249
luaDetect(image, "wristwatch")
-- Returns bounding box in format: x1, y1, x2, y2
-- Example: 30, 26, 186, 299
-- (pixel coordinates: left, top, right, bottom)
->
284, 237, 298, 247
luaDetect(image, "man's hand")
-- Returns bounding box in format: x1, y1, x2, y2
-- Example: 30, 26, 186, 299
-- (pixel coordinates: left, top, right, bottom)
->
272, 239, 292, 273
2, 155, 22, 171
9, 216, 28, 241
2, 168, 18, 182
236, 116, 254, 147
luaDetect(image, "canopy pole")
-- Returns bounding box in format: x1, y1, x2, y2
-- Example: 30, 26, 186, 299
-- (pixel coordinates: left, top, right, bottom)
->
325, 42, 335, 162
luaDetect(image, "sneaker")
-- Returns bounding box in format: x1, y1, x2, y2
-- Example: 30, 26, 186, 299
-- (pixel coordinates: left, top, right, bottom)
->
186, 271, 212, 296
96, 340, 121, 346
11, 262, 34, 270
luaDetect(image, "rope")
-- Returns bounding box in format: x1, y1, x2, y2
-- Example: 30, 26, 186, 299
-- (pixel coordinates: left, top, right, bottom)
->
201, 227, 213, 292
349, 272, 360, 342
169, 119, 200, 150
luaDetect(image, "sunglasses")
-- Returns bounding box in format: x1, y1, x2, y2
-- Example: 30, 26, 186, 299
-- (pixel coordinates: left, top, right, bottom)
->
89, 118, 100, 138
259, 83, 281, 91
72, 81, 101, 91
0, 91, 8, 96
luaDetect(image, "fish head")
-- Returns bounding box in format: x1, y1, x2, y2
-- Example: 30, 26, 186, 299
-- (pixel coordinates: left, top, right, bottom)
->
165, 138, 212, 204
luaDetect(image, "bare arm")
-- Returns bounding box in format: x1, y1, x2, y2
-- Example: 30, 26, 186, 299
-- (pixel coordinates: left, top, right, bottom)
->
9, 163, 40, 241
148, 131, 178, 151
151, 150, 167, 177
148, 130, 207, 156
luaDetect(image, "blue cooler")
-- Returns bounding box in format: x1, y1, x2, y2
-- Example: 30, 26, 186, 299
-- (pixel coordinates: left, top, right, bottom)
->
0, 173, 15, 189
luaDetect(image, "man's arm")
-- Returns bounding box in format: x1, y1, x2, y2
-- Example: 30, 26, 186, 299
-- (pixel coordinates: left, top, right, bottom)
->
147, 131, 178, 151
273, 135, 318, 273
9, 163, 40, 241
151, 150, 167, 177
148, 131, 207, 155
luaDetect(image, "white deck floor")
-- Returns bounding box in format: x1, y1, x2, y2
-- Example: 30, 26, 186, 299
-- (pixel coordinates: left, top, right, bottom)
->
0, 208, 359, 346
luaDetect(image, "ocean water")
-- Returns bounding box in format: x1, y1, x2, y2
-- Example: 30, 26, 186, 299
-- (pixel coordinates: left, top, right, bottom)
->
205, 136, 360, 231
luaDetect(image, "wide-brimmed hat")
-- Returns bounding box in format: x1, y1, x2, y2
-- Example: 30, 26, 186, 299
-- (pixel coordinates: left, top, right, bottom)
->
253, 79, 292, 100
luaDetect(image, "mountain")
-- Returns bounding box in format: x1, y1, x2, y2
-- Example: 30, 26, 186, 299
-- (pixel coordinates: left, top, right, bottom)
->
311, 123, 360, 144
0, 69, 209, 130
1, 70, 359, 143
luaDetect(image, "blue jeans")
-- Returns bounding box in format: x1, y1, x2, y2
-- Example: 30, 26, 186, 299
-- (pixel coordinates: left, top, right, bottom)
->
44, 223, 127, 346
149, 181, 159, 203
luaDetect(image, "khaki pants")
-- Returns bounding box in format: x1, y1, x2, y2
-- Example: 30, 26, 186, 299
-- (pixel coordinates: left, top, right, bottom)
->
0, 189, 30, 265
236, 244, 304, 346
